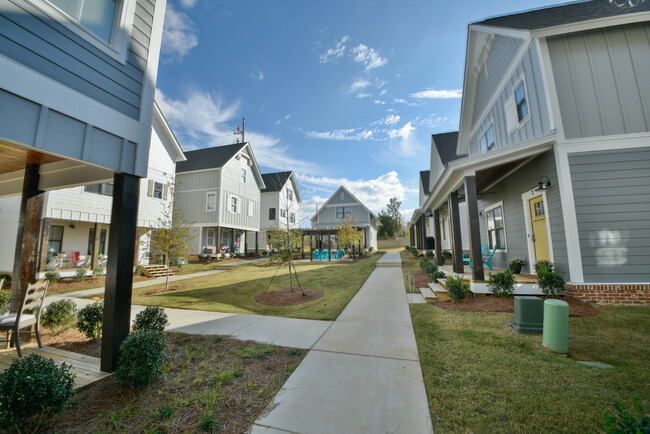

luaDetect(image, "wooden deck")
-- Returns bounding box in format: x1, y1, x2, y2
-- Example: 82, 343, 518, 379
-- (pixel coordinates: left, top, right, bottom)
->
0, 345, 111, 391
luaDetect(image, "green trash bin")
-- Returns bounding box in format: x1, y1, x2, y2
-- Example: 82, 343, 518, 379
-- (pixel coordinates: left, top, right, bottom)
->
543, 299, 569, 353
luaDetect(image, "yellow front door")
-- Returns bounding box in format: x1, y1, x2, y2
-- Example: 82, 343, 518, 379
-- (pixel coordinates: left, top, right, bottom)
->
529, 196, 550, 262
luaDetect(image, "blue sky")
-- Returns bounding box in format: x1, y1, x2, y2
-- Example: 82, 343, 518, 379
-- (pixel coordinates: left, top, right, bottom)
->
156, 0, 560, 224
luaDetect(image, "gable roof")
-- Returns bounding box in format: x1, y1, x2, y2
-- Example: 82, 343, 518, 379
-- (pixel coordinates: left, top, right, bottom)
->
419, 171, 430, 196
475, 0, 650, 31
176, 143, 246, 173
432, 132, 464, 165
261, 171, 302, 202
311, 185, 377, 223
153, 101, 186, 162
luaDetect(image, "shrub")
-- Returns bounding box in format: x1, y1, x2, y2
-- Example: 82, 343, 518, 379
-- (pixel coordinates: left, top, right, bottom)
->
132, 306, 169, 332
508, 258, 527, 267
134, 265, 145, 276
91, 267, 104, 280
488, 270, 516, 297
409, 247, 419, 257
44, 272, 61, 284
116, 330, 167, 389
603, 396, 649, 434
404, 245, 411, 251
73, 269, 86, 282
423, 262, 438, 279
0, 353, 75, 429
198, 414, 222, 432
41, 299, 77, 334
245, 251, 255, 257
0, 273, 10, 289
76, 301, 103, 341
0, 290, 10, 316
425, 250, 434, 258
534, 260, 553, 275
537, 267, 566, 298
368, 247, 374, 252
442, 250, 452, 259
445, 275, 469, 302
419, 258, 431, 269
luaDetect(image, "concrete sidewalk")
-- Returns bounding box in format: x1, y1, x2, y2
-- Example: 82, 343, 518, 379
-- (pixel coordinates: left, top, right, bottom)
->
250, 252, 433, 434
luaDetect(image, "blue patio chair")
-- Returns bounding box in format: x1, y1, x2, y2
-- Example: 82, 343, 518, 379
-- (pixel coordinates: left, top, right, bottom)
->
336, 249, 344, 260
320, 250, 329, 261
463, 243, 486, 269
483, 244, 497, 271
312, 250, 320, 261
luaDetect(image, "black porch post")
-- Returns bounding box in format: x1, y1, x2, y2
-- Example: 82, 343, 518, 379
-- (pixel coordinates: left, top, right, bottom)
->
465, 176, 484, 280
410, 225, 415, 247
448, 191, 464, 274
101, 173, 140, 372
244, 230, 248, 254
434, 210, 443, 266
301, 234, 305, 259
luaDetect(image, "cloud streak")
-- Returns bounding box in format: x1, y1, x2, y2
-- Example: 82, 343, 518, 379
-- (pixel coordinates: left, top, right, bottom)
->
161, 4, 199, 63
410, 89, 462, 99
319, 35, 350, 63
351, 43, 388, 71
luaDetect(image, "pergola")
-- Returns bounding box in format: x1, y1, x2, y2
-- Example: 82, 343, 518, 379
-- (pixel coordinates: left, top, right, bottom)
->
299, 227, 365, 261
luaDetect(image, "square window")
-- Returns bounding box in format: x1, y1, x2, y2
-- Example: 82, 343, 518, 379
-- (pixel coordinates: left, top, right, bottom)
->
336, 207, 351, 219
515, 81, 528, 122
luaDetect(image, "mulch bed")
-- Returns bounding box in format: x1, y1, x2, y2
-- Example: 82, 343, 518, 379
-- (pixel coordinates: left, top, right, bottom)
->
255, 287, 323, 306
48, 275, 150, 294
412, 270, 432, 288
435, 295, 599, 318
41, 328, 101, 357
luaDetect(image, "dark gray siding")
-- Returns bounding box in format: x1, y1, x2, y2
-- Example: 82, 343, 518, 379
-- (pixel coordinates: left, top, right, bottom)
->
548, 22, 650, 139
0, 0, 157, 120
569, 147, 650, 283
476, 151, 566, 274
469, 41, 554, 157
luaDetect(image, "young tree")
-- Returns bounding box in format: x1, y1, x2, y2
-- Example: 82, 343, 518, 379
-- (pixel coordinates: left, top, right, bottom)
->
336, 217, 363, 258
387, 197, 403, 236
149, 183, 195, 290
267, 229, 302, 260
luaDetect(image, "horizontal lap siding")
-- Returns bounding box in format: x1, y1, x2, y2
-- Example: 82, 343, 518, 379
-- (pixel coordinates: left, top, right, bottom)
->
548, 22, 650, 139
0, 0, 150, 120
569, 147, 650, 283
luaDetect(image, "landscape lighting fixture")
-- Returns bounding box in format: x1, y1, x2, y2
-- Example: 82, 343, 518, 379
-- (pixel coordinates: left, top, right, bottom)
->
535, 176, 552, 192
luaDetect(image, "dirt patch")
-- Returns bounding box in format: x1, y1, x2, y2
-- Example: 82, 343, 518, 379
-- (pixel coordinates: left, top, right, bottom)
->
255, 287, 323, 306
412, 270, 432, 288
142, 285, 188, 296
48, 275, 150, 294
435, 295, 598, 318
40, 329, 101, 357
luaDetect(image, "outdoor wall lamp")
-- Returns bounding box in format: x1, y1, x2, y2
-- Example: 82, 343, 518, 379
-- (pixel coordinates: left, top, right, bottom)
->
69, 224, 75, 229
535, 176, 552, 192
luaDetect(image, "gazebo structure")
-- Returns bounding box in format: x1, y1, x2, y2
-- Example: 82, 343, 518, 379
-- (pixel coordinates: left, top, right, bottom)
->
300, 227, 365, 261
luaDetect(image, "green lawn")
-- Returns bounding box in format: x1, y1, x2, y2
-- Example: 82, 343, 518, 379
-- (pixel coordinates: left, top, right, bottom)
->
130, 253, 382, 320
411, 304, 650, 433
400, 249, 420, 292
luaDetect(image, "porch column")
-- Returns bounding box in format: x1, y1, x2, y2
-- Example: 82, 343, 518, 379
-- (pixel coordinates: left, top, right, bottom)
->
301, 234, 305, 259
217, 227, 221, 253
328, 235, 331, 261
133, 228, 140, 266
232, 228, 236, 252
91, 223, 102, 268
448, 191, 464, 273
11, 164, 43, 312
255, 232, 259, 256
101, 173, 140, 372
244, 231, 248, 254
38, 218, 51, 272
410, 225, 415, 247
310, 235, 313, 261
434, 210, 443, 266
465, 176, 484, 281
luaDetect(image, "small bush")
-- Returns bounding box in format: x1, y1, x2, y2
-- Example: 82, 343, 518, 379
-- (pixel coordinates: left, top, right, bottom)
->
42, 299, 77, 334
445, 275, 469, 302
198, 414, 222, 432
537, 267, 566, 298
425, 249, 434, 258
44, 272, 61, 284
404, 245, 411, 251
603, 396, 649, 433
91, 267, 104, 280
134, 265, 145, 276
419, 258, 431, 269
0, 290, 10, 316
245, 251, 255, 257
73, 269, 87, 282
132, 306, 169, 332
0, 353, 75, 429
76, 301, 103, 341
116, 330, 167, 389
534, 260, 553, 274
422, 262, 438, 280
368, 247, 374, 252
409, 247, 419, 257
442, 250, 452, 259
488, 270, 516, 297
508, 258, 527, 267
0, 273, 10, 289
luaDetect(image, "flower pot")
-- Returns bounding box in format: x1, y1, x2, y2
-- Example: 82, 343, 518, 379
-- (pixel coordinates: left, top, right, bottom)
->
509, 264, 522, 274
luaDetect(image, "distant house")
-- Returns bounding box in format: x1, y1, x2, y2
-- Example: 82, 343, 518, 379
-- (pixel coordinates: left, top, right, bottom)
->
413, 0, 650, 303
175, 142, 265, 255
0, 103, 186, 272
252, 171, 302, 250
311, 185, 378, 250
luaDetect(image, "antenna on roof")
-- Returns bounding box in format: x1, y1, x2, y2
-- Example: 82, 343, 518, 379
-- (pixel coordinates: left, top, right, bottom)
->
234, 117, 245, 143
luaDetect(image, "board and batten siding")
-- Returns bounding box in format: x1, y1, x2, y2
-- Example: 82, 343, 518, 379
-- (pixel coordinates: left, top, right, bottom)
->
477, 151, 566, 274
0, 0, 156, 120
548, 22, 650, 140
469, 41, 554, 158
313, 205, 371, 227
219, 153, 261, 231
568, 147, 650, 283
176, 170, 221, 225
472, 35, 526, 127
428, 139, 445, 193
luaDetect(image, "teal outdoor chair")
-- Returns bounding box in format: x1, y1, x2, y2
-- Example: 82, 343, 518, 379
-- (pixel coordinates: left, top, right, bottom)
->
312, 250, 320, 261
483, 244, 497, 270
320, 250, 329, 261
336, 249, 344, 260
463, 243, 487, 269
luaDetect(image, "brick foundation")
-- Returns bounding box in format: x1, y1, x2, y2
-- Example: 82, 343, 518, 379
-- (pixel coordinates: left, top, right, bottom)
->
565, 283, 650, 305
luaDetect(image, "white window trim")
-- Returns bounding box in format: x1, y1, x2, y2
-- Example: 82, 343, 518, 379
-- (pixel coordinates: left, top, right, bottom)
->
241, 168, 247, 184
247, 200, 254, 217
480, 121, 496, 154
513, 75, 531, 128
228, 195, 239, 214
206, 191, 217, 212
26, 0, 137, 64
521, 190, 554, 273
206, 228, 216, 246
485, 201, 507, 252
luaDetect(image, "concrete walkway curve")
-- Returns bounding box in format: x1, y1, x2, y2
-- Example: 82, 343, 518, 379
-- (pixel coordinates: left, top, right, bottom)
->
250, 252, 433, 434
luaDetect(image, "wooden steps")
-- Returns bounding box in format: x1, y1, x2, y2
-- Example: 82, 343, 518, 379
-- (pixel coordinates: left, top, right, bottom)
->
418, 287, 437, 303
428, 282, 450, 302
142, 265, 177, 278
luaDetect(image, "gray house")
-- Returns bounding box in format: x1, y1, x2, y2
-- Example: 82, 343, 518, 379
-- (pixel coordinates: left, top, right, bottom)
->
415, 0, 650, 303
176, 142, 265, 255
0, 0, 168, 369
311, 185, 378, 250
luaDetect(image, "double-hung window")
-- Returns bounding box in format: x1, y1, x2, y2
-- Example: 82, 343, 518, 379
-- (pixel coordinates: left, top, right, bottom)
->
336, 207, 350, 219
230, 196, 238, 213
153, 182, 163, 199
206, 192, 217, 211
241, 168, 247, 184
269, 208, 276, 220
49, 225, 64, 254
290, 212, 295, 224
485, 203, 506, 250
514, 80, 529, 122
480, 124, 495, 153
280, 209, 287, 218
87, 227, 107, 255
247, 200, 254, 217
48, 0, 118, 44
206, 229, 215, 246
84, 183, 113, 196
287, 190, 293, 201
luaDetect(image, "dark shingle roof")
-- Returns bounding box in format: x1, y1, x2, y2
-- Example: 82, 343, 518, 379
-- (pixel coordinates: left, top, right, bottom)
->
432, 132, 464, 165
420, 171, 430, 195
176, 143, 246, 173
261, 171, 293, 193
475, 0, 650, 31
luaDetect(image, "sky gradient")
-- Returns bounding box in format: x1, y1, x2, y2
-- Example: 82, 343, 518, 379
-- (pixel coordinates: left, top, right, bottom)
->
156, 0, 561, 225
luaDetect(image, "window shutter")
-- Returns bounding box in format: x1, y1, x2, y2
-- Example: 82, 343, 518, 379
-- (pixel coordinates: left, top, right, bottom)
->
163, 185, 169, 200
147, 180, 154, 197
504, 95, 518, 134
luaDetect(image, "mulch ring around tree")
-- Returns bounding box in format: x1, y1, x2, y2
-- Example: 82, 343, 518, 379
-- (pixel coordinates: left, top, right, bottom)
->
435, 295, 599, 318
255, 287, 323, 306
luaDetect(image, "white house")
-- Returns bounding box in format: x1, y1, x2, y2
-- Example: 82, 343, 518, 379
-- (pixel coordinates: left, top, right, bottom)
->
311, 185, 378, 250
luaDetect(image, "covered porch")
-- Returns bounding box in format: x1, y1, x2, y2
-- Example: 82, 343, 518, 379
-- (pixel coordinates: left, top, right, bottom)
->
301, 226, 369, 261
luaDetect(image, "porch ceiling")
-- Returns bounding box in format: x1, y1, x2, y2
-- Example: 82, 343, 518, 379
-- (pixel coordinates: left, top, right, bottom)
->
0, 141, 61, 174
455, 157, 531, 201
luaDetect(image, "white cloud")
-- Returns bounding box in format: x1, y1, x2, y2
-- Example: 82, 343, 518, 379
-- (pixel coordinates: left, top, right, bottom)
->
156, 88, 321, 174
161, 5, 199, 63
303, 128, 374, 141
275, 114, 292, 125
393, 98, 420, 107
351, 43, 388, 71
251, 70, 264, 81
320, 35, 350, 63
415, 114, 449, 128
379, 89, 387, 96
387, 122, 418, 156
356, 93, 371, 98
374, 100, 386, 105
371, 114, 400, 126
179, 0, 197, 7
349, 78, 371, 93
410, 89, 462, 99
